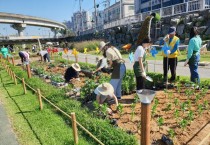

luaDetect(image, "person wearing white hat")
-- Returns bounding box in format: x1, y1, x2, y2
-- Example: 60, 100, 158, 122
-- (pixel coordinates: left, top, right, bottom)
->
99, 41, 126, 100
64, 63, 81, 82
92, 56, 109, 74
95, 82, 119, 107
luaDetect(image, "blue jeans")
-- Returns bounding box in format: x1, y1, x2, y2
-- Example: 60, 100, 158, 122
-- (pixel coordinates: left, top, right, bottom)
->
189, 54, 200, 83
110, 64, 126, 99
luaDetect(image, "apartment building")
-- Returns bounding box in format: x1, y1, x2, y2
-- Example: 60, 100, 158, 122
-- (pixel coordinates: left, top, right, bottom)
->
104, 0, 135, 23
92, 10, 104, 28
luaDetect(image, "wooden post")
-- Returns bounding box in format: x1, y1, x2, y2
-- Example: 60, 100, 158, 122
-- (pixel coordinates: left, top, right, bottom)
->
75, 55, 78, 63
71, 112, 78, 144
22, 78, 27, 94
37, 89, 43, 110
85, 55, 88, 63
13, 73, 17, 85
11, 57, 15, 66
11, 71, 14, 80
141, 103, 151, 145
26, 64, 31, 78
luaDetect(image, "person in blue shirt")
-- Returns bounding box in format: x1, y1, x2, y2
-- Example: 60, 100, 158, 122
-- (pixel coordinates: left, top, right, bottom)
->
184, 27, 202, 83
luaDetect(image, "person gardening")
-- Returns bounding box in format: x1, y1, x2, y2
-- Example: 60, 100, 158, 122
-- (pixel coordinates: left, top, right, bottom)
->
19, 48, 30, 65
94, 82, 119, 114
92, 56, 109, 74
162, 27, 180, 82
133, 38, 152, 92
64, 63, 81, 83
37, 49, 50, 62
99, 41, 126, 100
184, 27, 202, 83
0, 45, 9, 58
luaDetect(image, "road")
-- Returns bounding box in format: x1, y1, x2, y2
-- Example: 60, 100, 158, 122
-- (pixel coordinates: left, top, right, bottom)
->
62, 51, 210, 79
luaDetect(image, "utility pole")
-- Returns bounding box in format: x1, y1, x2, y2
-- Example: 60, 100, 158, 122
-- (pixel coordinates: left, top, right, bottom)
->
79, 0, 84, 34
94, 0, 98, 30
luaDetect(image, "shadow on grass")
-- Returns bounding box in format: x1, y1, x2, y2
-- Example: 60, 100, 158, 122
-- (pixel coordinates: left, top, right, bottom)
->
0, 74, 43, 145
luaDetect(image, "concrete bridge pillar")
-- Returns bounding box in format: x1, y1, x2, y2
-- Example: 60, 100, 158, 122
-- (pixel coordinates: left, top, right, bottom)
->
11, 23, 26, 37
51, 28, 59, 38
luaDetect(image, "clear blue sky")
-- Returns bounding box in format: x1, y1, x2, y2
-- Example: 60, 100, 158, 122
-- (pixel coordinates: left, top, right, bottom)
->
0, 0, 117, 36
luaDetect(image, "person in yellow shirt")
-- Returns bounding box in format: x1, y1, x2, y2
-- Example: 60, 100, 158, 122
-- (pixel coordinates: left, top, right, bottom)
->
162, 27, 180, 82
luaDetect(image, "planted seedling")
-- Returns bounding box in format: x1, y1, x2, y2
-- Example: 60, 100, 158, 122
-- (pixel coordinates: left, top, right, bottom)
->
195, 94, 201, 104
187, 110, 194, 122
198, 104, 203, 116
176, 82, 181, 94
181, 102, 188, 114
157, 117, 164, 130
168, 129, 175, 140
131, 103, 136, 119
152, 104, 157, 117
204, 100, 209, 110
179, 119, 188, 130
93, 101, 100, 110
117, 103, 123, 116
168, 91, 173, 101
174, 98, 179, 106
174, 109, 180, 122
100, 103, 109, 118
186, 100, 192, 110
166, 103, 172, 111
134, 94, 139, 103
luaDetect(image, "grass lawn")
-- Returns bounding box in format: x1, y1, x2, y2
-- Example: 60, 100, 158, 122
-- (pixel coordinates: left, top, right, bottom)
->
0, 67, 94, 145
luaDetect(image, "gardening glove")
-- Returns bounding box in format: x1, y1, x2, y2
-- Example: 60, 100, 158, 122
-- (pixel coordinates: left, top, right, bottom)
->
142, 71, 146, 78
184, 59, 189, 66
106, 107, 113, 115
167, 50, 171, 55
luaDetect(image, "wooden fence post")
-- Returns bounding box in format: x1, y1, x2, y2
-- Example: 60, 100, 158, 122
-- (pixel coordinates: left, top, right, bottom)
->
37, 89, 43, 110
22, 78, 27, 94
11, 57, 15, 66
26, 64, 32, 78
13, 73, 17, 85
71, 112, 78, 144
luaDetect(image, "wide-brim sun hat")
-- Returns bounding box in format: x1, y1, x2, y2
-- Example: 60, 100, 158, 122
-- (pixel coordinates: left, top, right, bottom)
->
71, 63, 81, 71
97, 83, 114, 96
99, 41, 109, 50
168, 26, 176, 34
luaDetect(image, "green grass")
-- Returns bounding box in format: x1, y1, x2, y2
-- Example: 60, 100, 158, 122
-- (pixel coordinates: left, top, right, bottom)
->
0, 68, 94, 145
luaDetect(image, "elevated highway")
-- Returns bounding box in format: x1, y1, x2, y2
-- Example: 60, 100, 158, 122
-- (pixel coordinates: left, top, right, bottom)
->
0, 12, 67, 37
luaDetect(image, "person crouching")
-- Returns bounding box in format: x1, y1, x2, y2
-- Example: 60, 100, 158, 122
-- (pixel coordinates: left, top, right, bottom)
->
64, 63, 81, 83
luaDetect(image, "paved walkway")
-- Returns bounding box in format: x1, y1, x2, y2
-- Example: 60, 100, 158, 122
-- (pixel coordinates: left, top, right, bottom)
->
0, 102, 19, 145
63, 51, 210, 78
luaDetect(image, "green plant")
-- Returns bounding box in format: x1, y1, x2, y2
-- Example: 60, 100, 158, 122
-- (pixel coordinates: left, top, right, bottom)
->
93, 101, 100, 110
204, 100, 209, 110
176, 82, 181, 94
152, 104, 157, 117
157, 117, 164, 129
181, 102, 188, 113
166, 103, 172, 111
131, 103, 136, 119
117, 103, 123, 116
51, 75, 64, 83
168, 129, 175, 139
187, 110, 194, 122
100, 103, 109, 117
168, 91, 173, 100
195, 94, 201, 104
198, 104, 203, 116
174, 98, 179, 106
179, 119, 188, 130
174, 109, 180, 121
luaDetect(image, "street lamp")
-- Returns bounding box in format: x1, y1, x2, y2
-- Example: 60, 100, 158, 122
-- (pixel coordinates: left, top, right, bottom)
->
137, 89, 156, 145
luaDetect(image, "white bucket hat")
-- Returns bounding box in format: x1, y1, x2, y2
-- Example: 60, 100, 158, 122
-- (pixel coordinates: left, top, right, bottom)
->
97, 83, 114, 96
71, 63, 81, 71
99, 41, 109, 50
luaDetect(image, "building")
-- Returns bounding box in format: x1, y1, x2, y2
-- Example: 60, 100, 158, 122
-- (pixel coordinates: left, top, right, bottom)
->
92, 10, 104, 28
104, 0, 135, 23
71, 11, 92, 35
63, 20, 74, 30
135, 0, 196, 13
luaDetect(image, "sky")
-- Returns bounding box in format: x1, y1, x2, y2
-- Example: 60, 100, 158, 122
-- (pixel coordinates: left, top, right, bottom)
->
0, 0, 117, 36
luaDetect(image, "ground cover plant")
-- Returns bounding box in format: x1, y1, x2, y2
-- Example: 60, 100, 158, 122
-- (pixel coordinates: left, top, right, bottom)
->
9, 56, 210, 144
6, 62, 138, 145
0, 67, 94, 145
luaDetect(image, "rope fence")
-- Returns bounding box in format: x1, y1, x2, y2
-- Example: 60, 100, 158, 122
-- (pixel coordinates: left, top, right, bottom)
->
0, 57, 104, 145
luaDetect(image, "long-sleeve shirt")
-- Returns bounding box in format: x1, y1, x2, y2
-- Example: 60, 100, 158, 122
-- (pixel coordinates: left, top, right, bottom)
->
187, 35, 202, 59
